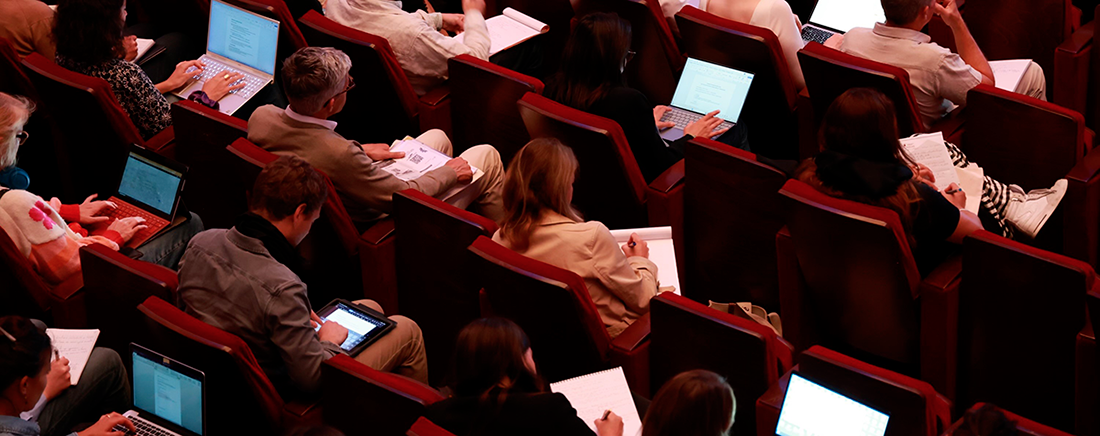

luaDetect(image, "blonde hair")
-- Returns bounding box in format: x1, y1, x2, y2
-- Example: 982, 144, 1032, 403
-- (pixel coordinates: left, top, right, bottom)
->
498, 138, 582, 250
0, 93, 34, 170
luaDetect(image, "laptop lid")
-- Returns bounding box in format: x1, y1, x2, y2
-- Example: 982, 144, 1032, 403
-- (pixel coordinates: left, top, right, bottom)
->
670, 58, 755, 124
130, 343, 206, 436
807, 0, 886, 34
775, 372, 890, 436
206, 0, 280, 77
115, 145, 187, 221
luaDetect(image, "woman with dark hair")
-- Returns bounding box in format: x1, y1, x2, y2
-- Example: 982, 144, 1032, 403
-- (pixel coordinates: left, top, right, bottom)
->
53, 0, 244, 139
642, 370, 736, 436
0, 316, 132, 436
426, 318, 623, 436
546, 12, 748, 183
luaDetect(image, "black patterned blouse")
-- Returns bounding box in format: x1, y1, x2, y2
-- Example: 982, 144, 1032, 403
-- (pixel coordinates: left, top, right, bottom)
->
56, 54, 172, 140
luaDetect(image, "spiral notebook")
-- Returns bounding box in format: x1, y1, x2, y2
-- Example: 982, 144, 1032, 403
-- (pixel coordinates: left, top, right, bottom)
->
550, 367, 642, 436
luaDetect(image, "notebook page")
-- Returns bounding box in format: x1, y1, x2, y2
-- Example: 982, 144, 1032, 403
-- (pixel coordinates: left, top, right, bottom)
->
610, 226, 680, 294
989, 59, 1031, 93
551, 367, 642, 436
453, 8, 548, 56
957, 164, 983, 215
45, 328, 100, 385
135, 38, 156, 60
900, 132, 961, 188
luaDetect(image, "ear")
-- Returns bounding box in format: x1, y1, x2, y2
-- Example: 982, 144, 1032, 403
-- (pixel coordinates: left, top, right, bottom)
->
294, 203, 310, 221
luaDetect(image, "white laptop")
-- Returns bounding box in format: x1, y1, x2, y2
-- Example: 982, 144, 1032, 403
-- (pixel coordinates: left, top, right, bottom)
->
775, 373, 891, 436
658, 57, 755, 141
174, 0, 280, 115
800, 0, 886, 45
113, 344, 206, 436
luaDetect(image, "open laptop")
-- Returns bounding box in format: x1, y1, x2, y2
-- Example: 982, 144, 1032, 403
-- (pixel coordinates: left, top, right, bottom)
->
800, 0, 886, 45
775, 373, 891, 436
113, 344, 206, 436
95, 145, 188, 248
658, 57, 755, 141
174, 0, 280, 115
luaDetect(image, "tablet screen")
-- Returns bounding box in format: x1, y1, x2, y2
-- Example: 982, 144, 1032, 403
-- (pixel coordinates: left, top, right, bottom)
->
315, 302, 388, 351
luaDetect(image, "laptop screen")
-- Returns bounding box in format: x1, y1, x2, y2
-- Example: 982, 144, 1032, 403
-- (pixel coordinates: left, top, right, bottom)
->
809, 0, 886, 34
131, 345, 205, 435
117, 151, 183, 216
207, 0, 280, 75
670, 58, 755, 123
776, 373, 890, 436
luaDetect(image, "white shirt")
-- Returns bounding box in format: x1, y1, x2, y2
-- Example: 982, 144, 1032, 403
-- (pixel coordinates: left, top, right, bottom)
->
285, 106, 338, 130
698, 0, 805, 89
658, 0, 689, 17
325, 0, 490, 95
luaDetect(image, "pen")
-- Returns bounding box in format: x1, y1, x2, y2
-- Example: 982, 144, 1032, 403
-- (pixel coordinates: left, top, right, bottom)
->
944, 188, 964, 195
602, 410, 611, 420
53, 348, 59, 362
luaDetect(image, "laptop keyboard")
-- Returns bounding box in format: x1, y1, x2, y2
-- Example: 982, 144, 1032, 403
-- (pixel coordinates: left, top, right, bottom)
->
660, 108, 734, 134
106, 199, 168, 247
801, 26, 836, 44
185, 55, 266, 99
114, 416, 178, 436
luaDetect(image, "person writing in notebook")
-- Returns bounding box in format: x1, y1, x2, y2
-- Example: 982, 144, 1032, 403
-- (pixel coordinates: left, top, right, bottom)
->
839, 0, 1046, 127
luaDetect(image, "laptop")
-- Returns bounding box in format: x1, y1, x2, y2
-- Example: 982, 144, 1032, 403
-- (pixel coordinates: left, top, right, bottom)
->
173, 0, 280, 115
94, 145, 188, 248
800, 0, 886, 45
113, 343, 206, 436
775, 373, 890, 436
658, 57, 755, 141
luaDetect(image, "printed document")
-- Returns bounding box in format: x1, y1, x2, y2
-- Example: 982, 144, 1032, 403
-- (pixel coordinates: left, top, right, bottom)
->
380, 137, 483, 200
453, 8, 549, 56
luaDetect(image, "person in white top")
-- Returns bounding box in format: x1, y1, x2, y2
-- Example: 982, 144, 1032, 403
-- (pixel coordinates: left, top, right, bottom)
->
696, 0, 807, 90
325, 0, 490, 95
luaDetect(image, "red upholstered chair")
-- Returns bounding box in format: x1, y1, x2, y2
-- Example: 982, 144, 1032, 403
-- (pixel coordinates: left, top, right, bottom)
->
0, 227, 81, 325
680, 138, 787, 309
447, 54, 544, 164
517, 92, 684, 230
953, 231, 1095, 432
675, 6, 799, 160
322, 354, 445, 436
393, 189, 497, 386
0, 37, 66, 199
943, 403, 1075, 436
649, 293, 793, 435
468, 236, 651, 393
21, 53, 173, 202
755, 346, 952, 436
1055, 5, 1100, 136
0, 37, 35, 98
225, 137, 277, 214
407, 417, 457, 436
776, 179, 958, 391
1080, 293, 1099, 436
136, 296, 321, 433
570, 0, 683, 105
170, 101, 250, 229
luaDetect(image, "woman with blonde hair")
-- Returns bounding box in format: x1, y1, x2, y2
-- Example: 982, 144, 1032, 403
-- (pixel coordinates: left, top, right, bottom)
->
493, 138, 661, 338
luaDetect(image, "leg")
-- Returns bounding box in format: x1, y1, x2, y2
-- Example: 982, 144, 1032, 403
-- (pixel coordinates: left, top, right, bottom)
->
137, 212, 204, 269
415, 129, 453, 156
1015, 61, 1048, 102
449, 144, 506, 222
943, 141, 1013, 237
350, 300, 429, 384
37, 348, 131, 436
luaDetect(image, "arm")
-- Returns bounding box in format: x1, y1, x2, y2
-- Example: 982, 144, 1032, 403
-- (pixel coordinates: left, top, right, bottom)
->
946, 210, 982, 244
768, 1, 807, 89
589, 223, 660, 313
266, 283, 345, 395
600, 88, 684, 182
337, 141, 459, 213
935, 0, 994, 85
113, 62, 173, 139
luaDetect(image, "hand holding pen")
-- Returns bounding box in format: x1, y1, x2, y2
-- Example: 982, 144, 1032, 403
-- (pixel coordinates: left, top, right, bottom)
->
942, 182, 967, 210
594, 409, 624, 436
620, 232, 649, 259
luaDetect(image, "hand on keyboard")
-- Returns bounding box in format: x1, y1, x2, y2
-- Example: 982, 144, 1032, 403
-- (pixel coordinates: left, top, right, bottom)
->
202, 71, 247, 101
684, 110, 730, 139
653, 105, 676, 130
107, 216, 148, 243
82, 412, 134, 436
161, 60, 208, 92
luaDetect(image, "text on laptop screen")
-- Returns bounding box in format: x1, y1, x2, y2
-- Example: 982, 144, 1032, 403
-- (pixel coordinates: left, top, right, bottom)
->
132, 351, 204, 435
118, 152, 183, 216
809, 0, 886, 34
670, 58, 754, 123
207, 0, 280, 75
776, 374, 890, 436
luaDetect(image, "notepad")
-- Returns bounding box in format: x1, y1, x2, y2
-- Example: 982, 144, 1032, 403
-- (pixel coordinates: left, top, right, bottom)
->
453, 7, 549, 56
382, 137, 483, 200
900, 132, 981, 214
990, 59, 1032, 93
135, 38, 156, 60
551, 367, 642, 436
609, 226, 680, 294
45, 328, 100, 385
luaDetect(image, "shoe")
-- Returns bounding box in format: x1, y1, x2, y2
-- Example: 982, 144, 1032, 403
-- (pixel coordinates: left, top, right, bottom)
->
1004, 179, 1067, 238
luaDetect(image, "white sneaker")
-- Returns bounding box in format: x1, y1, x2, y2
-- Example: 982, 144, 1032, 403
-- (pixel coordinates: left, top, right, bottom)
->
1004, 179, 1068, 238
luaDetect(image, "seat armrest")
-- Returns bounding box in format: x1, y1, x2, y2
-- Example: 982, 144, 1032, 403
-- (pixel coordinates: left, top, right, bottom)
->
797, 88, 817, 160
611, 312, 651, 352
1064, 145, 1100, 268
48, 275, 86, 328
359, 217, 396, 246
646, 160, 685, 231
282, 399, 320, 418
418, 84, 452, 136
145, 126, 175, 152
774, 336, 795, 374
754, 370, 793, 436
1055, 20, 1095, 114
919, 254, 962, 399
418, 84, 451, 107
51, 274, 84, 301
776, 226, 814, 353
648, 159, 684, 193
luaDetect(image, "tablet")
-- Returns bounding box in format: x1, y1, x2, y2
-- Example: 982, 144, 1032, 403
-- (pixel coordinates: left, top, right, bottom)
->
313, 299, 396, 357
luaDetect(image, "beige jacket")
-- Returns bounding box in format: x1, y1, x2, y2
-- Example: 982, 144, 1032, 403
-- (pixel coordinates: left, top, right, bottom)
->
493, 212, 659, 338
0, 0, 55, 60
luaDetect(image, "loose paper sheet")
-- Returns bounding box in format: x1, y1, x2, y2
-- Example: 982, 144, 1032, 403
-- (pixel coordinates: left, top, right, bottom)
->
990, 59, 1032, 93
45, 328, 100, 385
901, 132, 960, 188
453, 7, 549, 56
551, 367, 643, 436
609, 226, 680, 294
381, 137, 483, 201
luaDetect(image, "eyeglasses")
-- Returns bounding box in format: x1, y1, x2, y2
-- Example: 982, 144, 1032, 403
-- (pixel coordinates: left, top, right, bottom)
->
337, 75, 356, 96
624, 50, 636, 66
14, 131, 28, 146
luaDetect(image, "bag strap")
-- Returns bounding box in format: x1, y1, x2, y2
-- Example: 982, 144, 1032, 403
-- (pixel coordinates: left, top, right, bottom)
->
0, 188, 10, 201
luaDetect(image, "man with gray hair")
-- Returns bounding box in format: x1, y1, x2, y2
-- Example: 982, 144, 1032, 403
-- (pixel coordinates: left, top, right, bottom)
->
247, 46, 505, 225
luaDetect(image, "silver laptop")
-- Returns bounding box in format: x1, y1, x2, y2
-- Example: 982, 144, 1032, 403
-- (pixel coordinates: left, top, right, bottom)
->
113, 344, 207, 436
174, 0, 280, 115
775, 373, 890, 436
658, 57, 755, 141
800, 0, 886, 45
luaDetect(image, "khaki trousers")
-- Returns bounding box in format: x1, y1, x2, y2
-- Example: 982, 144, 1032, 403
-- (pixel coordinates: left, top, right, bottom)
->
351, 299, 429, 384
415, 129, 506, 222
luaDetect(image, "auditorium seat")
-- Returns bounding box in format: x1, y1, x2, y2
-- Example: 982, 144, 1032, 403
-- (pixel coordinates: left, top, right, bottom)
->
755, 346, 953, 436
1079, 292, 1099, 435
407, 417, 457, 436
0, 226, 80, 325
649, 293, 793, 435
322, 354, 445, 436
468, 236, 651, 393
393, 189, 498, 386
0, 37, 35, 100
943, 403, 1075, 436
447, 54, 544, 164
675, 6, 799, 160
170, 100, 250, 229
680, 138, 788, 309
137, 295, 322, 433
517, 92, 684, 230
1054, 5, 1099, 137
0, 37, 65, 199
776, 179, 958, 392
491, 0, 574, 75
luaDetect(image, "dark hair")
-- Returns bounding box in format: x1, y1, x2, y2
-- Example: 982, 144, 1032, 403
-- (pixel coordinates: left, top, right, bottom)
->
452, 318, 545, 403
881, 0, 933, 25
498, 138, 582, 250
54, 0, 127, 64
951, 404, 1019, 436
0, 316, 52, 391
642, 370, 736, 436
249, 155, 328, 220
546, 12, 632, 110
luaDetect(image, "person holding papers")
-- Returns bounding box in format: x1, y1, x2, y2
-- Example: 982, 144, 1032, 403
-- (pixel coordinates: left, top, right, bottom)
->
248, 47, 506, 225
642, 370, 737, 436
427, 318, 624, 436
493, 139, 663, 338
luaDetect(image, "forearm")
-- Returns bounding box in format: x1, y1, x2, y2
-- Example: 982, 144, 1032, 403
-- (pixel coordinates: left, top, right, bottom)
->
155, 81, 175, 94
948, 20, 994, 83
461, 9, 490, 59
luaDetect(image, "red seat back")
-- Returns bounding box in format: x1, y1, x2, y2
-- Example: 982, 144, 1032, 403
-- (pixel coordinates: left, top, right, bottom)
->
298, 11, 421, 144
517, 92, 648, 229
225, 137, 277, 213
943, 403, 1075, 436
322, 354, 444, 436
0, 37, 64, 199
407, 417, 458, 436
171, 101, 250, 229
468, 236, 613, 382
964, 0, 1074, 97
0, 225, 52, 319
0, 37, 35, 98
492, 0, 574, 75
448, 54, 544, 164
